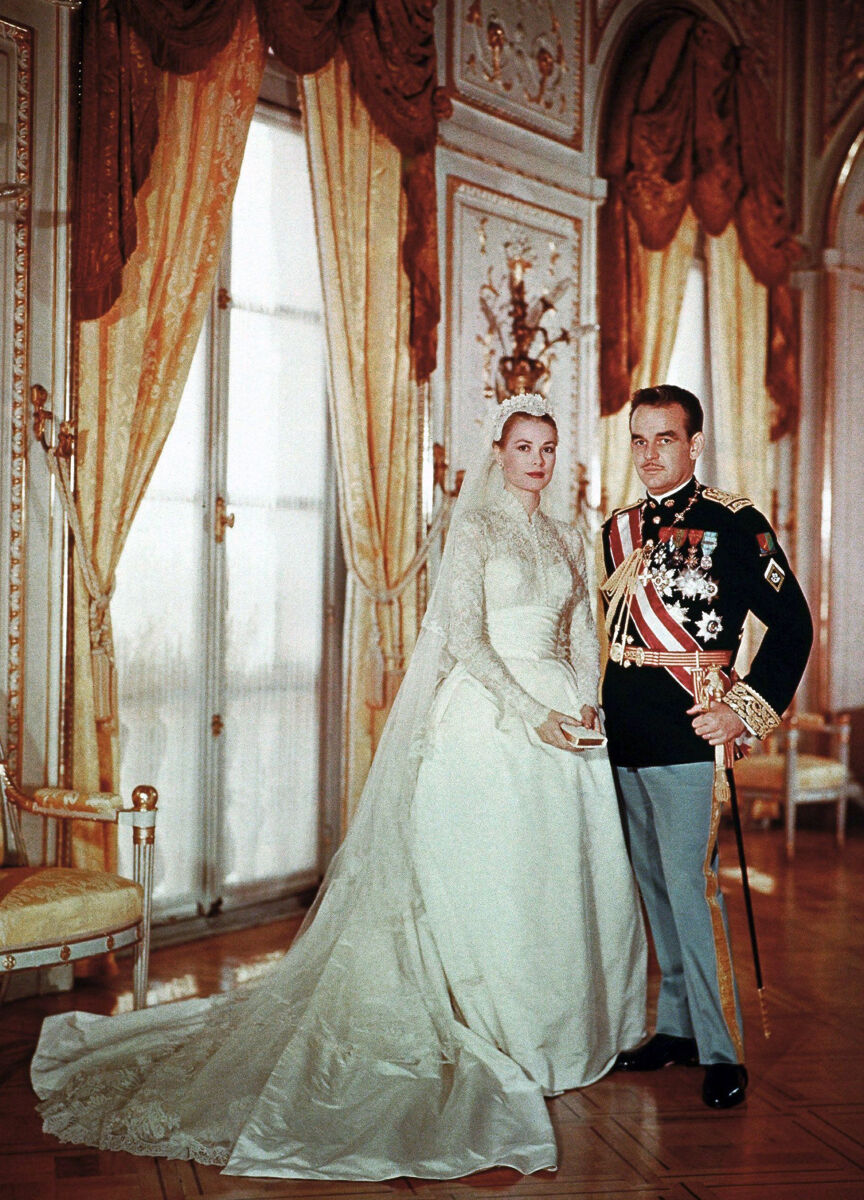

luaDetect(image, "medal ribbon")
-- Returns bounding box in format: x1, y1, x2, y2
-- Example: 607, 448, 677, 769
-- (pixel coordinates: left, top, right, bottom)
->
607, 508, 731, 698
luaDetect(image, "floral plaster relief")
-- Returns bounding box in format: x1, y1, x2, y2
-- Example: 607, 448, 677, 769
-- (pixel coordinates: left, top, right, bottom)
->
450, 0, 582, 146
447, 180, 581, 518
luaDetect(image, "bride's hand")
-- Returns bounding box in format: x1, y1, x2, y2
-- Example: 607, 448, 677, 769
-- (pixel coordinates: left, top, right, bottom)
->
536, 709, 586, 752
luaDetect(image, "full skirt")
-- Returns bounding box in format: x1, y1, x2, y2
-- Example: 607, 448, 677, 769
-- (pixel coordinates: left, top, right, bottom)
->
32, 654, 646, 1179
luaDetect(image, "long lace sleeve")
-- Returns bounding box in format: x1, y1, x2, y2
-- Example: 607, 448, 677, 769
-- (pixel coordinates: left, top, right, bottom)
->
446, 514, 549, 728
563, 525, 601, 710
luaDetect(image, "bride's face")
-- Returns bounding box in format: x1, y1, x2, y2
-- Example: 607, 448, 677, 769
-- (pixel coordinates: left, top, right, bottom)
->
494, 416, 558, 497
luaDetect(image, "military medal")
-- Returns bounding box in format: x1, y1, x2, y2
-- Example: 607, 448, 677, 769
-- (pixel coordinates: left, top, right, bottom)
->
695, 609, 723, 641
685, 529, 703, 568
700, 530, 718, 570
651, 566, 677, 596
677, 567, 706, 600
665, 600, 689, 625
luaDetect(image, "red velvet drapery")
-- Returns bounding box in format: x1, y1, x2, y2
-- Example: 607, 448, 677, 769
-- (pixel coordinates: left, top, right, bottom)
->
73, 0, 442, 381
599, 15, 801, 437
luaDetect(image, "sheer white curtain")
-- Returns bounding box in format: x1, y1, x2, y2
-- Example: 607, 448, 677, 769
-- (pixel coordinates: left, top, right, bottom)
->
113, 114, 331, 917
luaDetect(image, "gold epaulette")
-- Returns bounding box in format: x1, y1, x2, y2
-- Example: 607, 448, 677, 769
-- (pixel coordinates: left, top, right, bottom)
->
610, 498, 642, 519
701, 486, 753, 513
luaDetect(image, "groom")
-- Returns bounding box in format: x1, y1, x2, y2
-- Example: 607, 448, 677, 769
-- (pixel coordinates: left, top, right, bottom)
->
599, 384, 812, 1109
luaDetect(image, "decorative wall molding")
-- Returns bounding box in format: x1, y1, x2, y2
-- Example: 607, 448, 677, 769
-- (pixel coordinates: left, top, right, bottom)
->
588, 0, 621, 62
0, 17, 33, 778
445, 177, 582, 519
447, 0, 583, 149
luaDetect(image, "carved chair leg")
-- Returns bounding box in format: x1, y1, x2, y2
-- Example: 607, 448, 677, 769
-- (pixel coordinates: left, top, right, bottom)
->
132, 940, 148, 1010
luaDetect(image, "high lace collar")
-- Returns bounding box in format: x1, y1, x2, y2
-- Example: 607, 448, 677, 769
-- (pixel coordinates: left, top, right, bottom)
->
493, 485, 545, 524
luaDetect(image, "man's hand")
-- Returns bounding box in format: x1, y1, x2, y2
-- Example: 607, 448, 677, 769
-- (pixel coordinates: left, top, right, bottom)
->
580, 705, 600, 731
686, 699, 746, 746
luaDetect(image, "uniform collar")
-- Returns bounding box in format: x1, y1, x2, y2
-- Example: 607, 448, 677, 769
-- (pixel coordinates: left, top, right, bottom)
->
644, 475, 699, 512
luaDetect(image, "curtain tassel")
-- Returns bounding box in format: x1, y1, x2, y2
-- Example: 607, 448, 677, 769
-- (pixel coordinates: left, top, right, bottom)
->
89, 599, 116, 727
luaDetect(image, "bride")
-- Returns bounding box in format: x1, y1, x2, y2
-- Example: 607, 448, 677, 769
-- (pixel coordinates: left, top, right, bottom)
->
31, 393, 647, 1181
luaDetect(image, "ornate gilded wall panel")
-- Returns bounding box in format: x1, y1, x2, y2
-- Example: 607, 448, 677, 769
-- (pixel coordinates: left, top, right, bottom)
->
445, 178, 582, 519
0, 16, 33, 776
448, 0, 583, 149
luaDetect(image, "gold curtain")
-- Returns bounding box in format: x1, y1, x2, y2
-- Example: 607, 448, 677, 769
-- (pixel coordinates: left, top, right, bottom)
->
705, 223, 773, 515
70, 7, 265, 870
303, 50, 420, 829
599, 208, 699, 514
705, 222, 774, 673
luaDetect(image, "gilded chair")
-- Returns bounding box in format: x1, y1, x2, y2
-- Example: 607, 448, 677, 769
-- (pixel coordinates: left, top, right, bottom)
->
0, 746, 157, 1008
733, 712, 853, 858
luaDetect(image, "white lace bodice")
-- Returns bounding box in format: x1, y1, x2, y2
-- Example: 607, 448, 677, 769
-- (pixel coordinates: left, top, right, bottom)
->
446, 490, 600, 727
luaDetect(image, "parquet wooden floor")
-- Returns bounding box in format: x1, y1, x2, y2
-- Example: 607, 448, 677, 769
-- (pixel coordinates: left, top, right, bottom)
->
1, 827, 862, 1200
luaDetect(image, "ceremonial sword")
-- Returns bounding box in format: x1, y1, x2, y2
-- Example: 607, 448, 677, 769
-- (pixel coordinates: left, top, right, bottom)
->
702, 674, 771, 1039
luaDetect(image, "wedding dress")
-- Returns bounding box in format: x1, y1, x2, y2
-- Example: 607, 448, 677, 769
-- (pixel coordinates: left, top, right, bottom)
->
31, 399, 647, 1181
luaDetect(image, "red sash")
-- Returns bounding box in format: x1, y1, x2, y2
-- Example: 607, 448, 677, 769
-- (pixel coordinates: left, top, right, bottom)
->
608, 507, 731, 699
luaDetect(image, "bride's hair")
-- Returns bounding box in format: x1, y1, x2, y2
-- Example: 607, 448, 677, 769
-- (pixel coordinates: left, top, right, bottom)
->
493, 411, 558, 448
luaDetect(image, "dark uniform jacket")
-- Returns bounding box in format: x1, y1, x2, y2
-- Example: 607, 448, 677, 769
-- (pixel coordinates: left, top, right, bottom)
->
600, 475, 813, 768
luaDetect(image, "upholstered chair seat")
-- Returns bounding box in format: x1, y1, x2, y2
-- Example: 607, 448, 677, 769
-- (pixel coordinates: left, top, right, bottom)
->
0, 746, 157, 1008
734, 754, 848, 795
0, 867, 143, 950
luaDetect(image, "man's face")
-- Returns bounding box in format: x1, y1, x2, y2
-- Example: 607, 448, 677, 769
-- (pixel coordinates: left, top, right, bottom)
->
630, 402, 704, 495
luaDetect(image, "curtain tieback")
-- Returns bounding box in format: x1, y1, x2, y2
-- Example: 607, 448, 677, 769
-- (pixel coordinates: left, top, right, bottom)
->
41, 447, 116, 725
347, 494, 455, 708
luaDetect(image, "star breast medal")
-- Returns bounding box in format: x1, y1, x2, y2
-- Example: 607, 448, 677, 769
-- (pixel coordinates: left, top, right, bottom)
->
695, 610, 723, 641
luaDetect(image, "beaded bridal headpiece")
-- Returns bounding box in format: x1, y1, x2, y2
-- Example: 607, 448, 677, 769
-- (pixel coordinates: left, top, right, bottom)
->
492, 392, 557, 442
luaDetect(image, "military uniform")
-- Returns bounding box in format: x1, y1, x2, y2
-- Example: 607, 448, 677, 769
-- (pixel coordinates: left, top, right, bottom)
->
600, 475, 812, 1065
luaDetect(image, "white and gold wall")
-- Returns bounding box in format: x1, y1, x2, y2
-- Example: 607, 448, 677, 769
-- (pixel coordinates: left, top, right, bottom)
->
1, 0, 864, 797
0, 1, 72, 793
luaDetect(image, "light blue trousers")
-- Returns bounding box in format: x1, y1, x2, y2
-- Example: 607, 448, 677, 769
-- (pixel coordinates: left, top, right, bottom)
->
615, 762, 745, 1065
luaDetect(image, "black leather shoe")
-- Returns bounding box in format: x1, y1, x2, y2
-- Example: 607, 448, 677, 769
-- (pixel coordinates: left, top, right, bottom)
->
702, 1063, 748, 1108
614, 1033, 699, 1071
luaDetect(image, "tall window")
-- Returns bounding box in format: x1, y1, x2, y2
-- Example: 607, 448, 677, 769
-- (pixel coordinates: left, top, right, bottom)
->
112, 105, 340, 919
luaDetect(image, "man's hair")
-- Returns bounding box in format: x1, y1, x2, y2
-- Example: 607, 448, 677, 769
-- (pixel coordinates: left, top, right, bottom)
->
629, 385, 704, 439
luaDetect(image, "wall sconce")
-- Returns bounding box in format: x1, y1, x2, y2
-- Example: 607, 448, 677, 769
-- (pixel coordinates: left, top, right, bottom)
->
432, 442, 465, 497
31, 383, 75, 459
